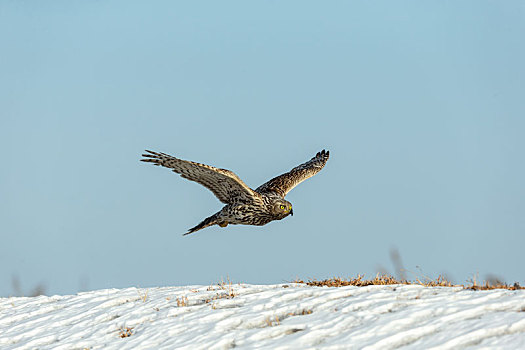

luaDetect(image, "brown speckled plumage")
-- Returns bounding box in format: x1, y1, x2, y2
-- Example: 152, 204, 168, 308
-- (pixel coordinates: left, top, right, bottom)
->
141, 149, 329, 235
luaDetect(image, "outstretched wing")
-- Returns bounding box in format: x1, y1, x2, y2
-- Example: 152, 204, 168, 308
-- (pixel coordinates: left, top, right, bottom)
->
141, 150, 260, 204
255, 150, 330, 198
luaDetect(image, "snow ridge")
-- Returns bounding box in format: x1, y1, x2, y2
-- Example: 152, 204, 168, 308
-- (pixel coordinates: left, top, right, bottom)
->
1, 284, 525, 349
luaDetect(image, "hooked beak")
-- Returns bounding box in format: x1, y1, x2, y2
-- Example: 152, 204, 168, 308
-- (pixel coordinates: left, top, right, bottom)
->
290, 208, 293, 216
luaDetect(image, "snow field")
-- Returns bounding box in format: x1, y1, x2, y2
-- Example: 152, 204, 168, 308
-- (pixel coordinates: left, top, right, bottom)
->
1, 283, 525, 349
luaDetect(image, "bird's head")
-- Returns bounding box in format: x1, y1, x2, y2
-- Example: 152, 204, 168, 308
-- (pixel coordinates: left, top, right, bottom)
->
271, 199, 293, 219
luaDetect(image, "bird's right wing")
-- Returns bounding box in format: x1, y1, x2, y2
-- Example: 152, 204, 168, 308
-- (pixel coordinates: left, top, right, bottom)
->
141, 150, 260, 204
255, 150, 330, 198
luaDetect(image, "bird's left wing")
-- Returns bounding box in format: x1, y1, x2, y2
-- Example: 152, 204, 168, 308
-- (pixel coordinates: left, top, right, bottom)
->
141, 150, 259, 204
255, 150, 330, 198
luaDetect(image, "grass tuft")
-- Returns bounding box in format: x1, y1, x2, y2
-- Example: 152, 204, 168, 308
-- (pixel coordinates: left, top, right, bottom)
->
137, 289, 148, 303
176, 296, 189, 307
118, 327, 134, 338
265, 316, 280, 327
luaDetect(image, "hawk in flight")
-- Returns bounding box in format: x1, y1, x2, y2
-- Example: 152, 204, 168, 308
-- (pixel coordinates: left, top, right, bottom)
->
141, 150, 330, 235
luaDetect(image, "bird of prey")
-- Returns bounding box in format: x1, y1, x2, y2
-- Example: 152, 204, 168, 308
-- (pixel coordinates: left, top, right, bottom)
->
141, 149, 330, 235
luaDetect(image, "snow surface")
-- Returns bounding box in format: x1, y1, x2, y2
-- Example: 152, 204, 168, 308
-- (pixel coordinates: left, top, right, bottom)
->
1, 283, 525, 349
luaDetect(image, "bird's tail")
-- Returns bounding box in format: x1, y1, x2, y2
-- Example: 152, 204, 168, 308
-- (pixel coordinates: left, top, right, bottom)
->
184, 212, 221, 236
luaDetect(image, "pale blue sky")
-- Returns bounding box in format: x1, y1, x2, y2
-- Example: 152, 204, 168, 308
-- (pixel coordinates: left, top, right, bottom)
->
1, 1, 524, 296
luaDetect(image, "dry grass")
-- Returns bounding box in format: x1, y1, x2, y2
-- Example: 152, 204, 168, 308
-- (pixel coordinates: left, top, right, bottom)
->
207, 277, 236, 295
265, 316, 281, 327
465, 278, 523, 291
288, 309, 313, 316
137, 289, 148, 303
294, 273, 524, 291
118, 327, 134, 338
217, 277, 236, 298
204, 277, 237, 305
176, 296, 189, 307
10, 275, 47, 297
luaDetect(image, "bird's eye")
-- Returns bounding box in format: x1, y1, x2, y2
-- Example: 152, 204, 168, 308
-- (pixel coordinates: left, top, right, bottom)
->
280, 205, 285, 210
